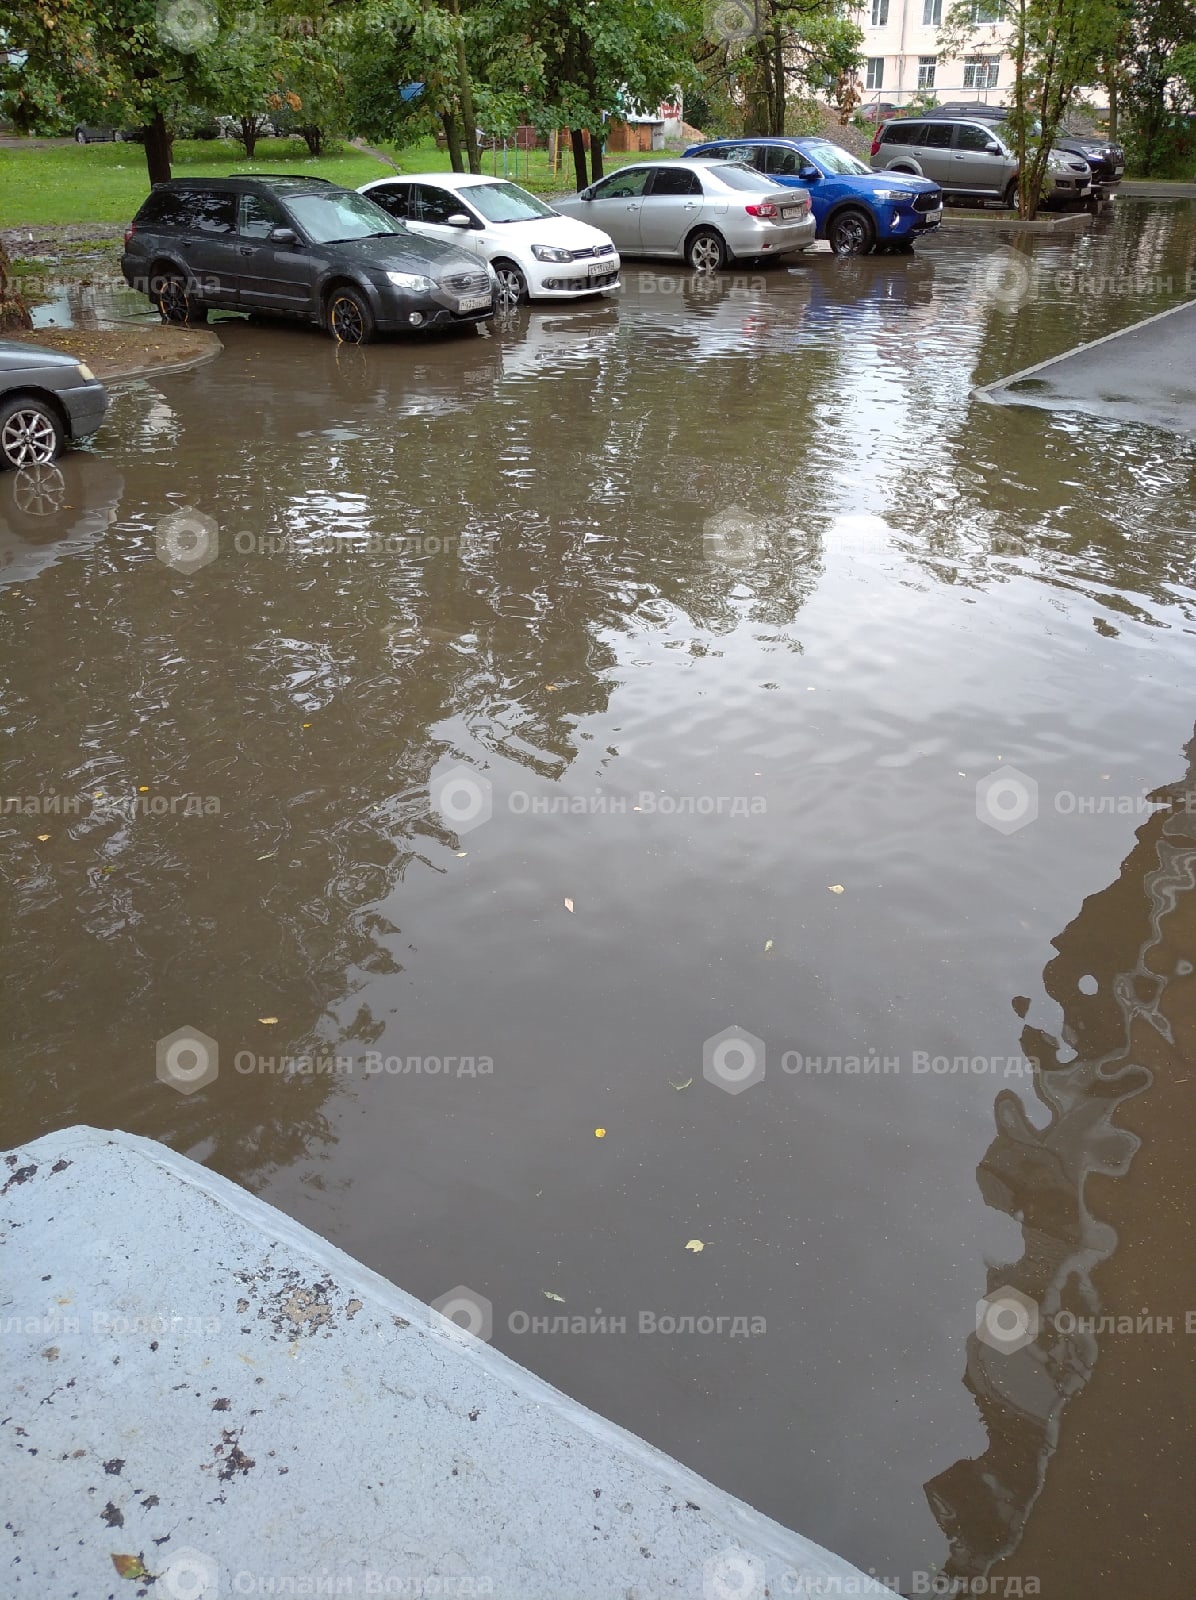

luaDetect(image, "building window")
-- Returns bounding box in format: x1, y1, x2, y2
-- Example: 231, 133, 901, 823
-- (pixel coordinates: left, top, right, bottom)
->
922, 0, 942, 22
963, 55, 1000, 88
917, 56, 937, 88
866, 56, 885, 88
870, 0, 889, 26
968, 0, 1002, 20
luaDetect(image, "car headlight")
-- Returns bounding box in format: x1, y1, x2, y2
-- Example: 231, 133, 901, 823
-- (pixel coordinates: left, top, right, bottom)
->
874, 189, 916, 203
530, 244, 573, 263
386, 271, 433, 291
76, 362, 96, 382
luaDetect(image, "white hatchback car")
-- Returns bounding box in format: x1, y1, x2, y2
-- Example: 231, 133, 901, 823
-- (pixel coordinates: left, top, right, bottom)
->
357, 174, 621, 306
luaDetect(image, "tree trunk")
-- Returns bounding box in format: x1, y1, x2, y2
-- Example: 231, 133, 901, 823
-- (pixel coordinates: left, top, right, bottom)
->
0, 242, 33, 333
144, 110, 173, 186
590, 134, 604, 181
570, 128, 589, 190
445, 0, 481, 174
442, 110, 464, 173
240, 115, 259, 158
771, 26, 786, 134
302, 125, 323, 157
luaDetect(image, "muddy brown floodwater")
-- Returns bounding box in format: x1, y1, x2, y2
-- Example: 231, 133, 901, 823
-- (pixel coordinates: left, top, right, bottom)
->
2, 199, 1194, 1595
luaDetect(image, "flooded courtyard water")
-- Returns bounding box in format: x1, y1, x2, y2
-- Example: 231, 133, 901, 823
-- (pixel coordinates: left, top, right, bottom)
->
3, 199, 1195, 1594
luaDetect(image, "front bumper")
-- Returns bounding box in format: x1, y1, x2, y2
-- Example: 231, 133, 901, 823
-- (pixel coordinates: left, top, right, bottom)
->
527, 254, 621, 299
1043, 174, 1094, 209
883, 199, 943, 236
59, 381, 109, 441
371, 282, 495, 333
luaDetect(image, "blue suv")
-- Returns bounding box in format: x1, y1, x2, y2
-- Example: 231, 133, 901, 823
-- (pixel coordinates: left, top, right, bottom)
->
682, 137, 943, 256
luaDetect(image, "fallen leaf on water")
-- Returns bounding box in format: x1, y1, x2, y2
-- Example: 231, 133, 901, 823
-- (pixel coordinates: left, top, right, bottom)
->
685, 1239, 705, 1253
563, 897, 574, 913
111, 1554, 152, 1581
456, 851, 467, 857
258, 1016, 279, 1025
256, 852, 276, 861
764, 939, 773, 953
828, 884, 845, 894
138, 786, 149, 793
37, 833, 50, 842
669, 1076, 693, 1092
543, 1290, 565, 1303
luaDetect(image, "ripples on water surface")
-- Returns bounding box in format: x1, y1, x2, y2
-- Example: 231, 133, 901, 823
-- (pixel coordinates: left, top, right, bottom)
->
2, 200, 1194, 1588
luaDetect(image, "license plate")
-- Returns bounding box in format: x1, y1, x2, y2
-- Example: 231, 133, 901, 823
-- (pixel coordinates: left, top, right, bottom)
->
1114, 165, 1124, 174
587, 260, 611, 277
780, 208, 797, 220
457, 294, 490, 312
926, 207, 942, 221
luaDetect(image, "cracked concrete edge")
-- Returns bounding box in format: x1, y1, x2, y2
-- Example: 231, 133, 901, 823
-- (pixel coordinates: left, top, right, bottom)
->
972, 294, 1196, 405
4, 1123, 901, 1596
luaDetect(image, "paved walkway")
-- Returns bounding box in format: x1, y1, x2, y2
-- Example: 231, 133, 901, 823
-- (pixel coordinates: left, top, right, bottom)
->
2, 1126, 898, 1599
976, 298, 1196, 437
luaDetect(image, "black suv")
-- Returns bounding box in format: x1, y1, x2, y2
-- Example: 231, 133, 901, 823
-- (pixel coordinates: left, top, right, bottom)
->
920, 104, 1124, 198
121, 176, 496, 343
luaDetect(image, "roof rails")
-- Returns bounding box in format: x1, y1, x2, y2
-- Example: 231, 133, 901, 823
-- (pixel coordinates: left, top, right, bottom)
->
243, 174, 339, 184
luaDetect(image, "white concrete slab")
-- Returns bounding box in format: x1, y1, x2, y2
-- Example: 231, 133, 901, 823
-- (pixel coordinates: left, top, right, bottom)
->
2, 1126, 899, 1600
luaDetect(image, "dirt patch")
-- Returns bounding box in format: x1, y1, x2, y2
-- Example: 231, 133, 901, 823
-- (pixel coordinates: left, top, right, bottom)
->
6, 325, 221, 381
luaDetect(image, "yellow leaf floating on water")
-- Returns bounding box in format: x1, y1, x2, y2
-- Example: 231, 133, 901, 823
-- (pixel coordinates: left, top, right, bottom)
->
828, 884, 845, 894
37, 833, 50, 842
669, 1077, 693, 1092
111, 1554, 152, 1581
563, 897, 574, 913
594, 1128, 606, 1138
543, 1290, 565, 1302
685, 1239, 705, 1253
258, 1016, 279, 1025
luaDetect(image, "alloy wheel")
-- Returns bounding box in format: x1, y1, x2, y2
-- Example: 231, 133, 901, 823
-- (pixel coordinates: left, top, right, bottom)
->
494, 266, 527, 306
330, 294, 365, 344
689, 235, 723, 273
1, 408, 59, 468
831, 214, 871, 256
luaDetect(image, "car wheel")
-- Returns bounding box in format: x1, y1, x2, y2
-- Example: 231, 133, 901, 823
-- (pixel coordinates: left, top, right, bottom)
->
828, 210, 875, 256
327, 285, 376, 345
1003, 179, 1019, 209
75, 129, 87, 144
155, 273, 198, 324
685, 228, 726, 273
493, 261, 528, 306
0, 396, 66, 471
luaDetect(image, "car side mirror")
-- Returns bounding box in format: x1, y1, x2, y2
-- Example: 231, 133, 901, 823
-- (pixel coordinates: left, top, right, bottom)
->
446, 212, 472, 228
269, 226, 298, 245
798, 166, 820, 182
579, 188, 593, 201
985, 142, 1003, 155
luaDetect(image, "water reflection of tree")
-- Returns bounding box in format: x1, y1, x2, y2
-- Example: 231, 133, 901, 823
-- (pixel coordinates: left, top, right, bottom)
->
925, 728, 1196, 1581
0, 296, 847, 1187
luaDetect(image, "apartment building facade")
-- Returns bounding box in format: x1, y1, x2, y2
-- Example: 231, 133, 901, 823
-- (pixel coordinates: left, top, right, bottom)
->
851, 0, 1015, 110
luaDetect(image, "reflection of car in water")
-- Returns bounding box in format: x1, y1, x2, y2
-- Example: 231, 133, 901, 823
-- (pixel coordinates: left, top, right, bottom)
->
806, 251, 937, 313
0, 456, 124, 589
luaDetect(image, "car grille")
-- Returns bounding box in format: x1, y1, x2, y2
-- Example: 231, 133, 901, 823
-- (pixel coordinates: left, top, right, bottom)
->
441, 271, 490, 296
568, 244, 616, 260
912, 192, 941, 213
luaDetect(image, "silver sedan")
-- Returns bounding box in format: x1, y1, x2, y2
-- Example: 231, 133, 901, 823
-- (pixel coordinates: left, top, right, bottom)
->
553, 159, 816, 271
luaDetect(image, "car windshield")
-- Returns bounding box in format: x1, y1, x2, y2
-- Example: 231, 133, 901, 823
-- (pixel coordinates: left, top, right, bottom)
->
283, 191, 403, 243
465, 182, 557, 223
801, 142, 871, 176
705, 164, 787, 192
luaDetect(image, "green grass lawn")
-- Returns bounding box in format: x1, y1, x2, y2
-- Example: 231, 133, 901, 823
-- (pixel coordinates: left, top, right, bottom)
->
0, 135, 642, 227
